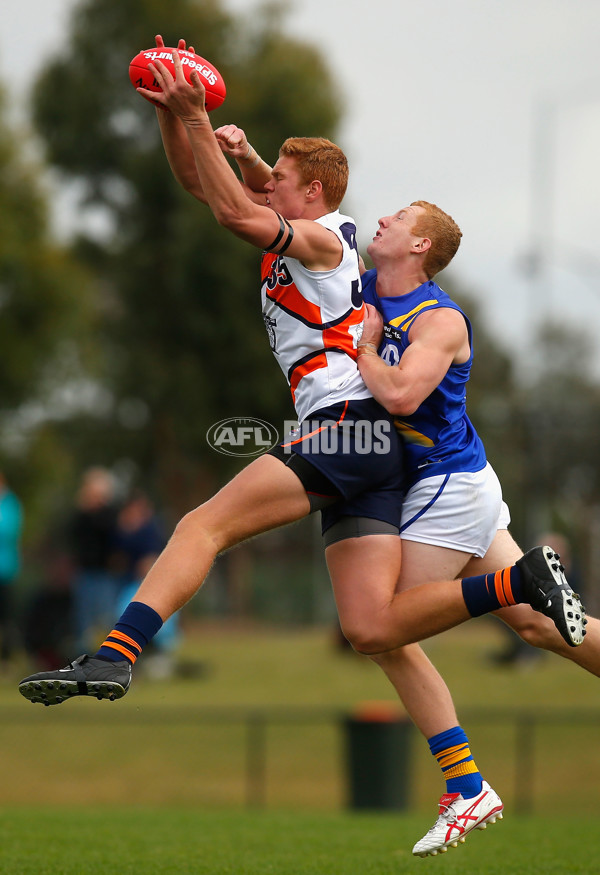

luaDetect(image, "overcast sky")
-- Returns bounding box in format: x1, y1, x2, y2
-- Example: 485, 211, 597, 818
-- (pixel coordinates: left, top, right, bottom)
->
2, 0, 600, 375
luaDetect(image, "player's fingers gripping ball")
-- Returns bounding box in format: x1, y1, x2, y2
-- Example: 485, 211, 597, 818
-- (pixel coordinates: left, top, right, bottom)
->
129, 47, 226, 111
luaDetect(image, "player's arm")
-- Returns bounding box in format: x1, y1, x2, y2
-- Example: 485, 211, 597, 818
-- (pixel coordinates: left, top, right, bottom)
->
157, 112, 269, 206
156, 107, 207, 201
357, 304, 470, 415
214, 124, 273, 193
139, 52, 341, 269
153, 37, 267, 205
151, 36, 207, 200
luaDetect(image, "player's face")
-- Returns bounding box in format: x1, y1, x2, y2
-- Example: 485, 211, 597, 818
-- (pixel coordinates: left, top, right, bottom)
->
263, 156, 307, 219
367, 205, 425, 261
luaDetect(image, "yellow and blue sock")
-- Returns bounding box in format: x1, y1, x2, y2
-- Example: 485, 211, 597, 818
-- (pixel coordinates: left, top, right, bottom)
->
428, 726, 482, 799
461, 565, 523, 617
95, 601, 163, 665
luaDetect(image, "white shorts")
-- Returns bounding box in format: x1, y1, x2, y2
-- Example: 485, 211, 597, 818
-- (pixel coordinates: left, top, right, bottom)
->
400, 463, 511, 558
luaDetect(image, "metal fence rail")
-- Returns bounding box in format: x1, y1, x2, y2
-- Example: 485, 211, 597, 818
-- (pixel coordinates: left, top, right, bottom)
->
3, 704, 598, 812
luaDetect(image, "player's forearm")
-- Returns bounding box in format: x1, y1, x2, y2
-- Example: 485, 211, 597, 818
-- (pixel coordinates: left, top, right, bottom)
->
156, 109, 207, 201
235, 144, 272, 193
357, 346, 419, 416
183, 117, 258, 229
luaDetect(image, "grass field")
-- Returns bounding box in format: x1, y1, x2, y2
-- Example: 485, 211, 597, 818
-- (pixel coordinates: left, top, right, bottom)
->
2, 807, 600, 874
1, 619, 599, 872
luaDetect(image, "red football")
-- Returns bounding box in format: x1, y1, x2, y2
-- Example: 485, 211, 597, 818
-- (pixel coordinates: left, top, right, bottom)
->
129, 47, 226, 111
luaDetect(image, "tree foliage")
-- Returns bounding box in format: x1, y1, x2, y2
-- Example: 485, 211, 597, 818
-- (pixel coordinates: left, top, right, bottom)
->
0, 90, 99, 535
31, 0, 343, 512
25, 0, 600, 604
433, 273, 600, 579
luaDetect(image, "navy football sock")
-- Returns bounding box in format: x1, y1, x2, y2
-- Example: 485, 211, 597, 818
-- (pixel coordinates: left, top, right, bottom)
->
95, 601, 163, 664
461, 566, 523, 617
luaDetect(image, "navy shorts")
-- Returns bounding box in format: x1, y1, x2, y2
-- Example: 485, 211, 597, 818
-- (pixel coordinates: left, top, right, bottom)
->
271, 398, 405, 534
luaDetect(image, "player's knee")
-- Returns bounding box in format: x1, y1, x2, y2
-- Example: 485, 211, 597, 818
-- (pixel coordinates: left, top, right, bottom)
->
340, 619, 396, 655
171, 506, 225, 554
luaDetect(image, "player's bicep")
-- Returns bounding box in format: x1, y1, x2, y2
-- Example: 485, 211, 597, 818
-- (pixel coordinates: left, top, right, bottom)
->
398, 312, 467, 400
278, 220, 342, 270
398, 338, 455, 399
224, 204, 295, 250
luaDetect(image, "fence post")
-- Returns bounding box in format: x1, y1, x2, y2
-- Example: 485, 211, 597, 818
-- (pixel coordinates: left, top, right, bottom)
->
246, 711, 267, 808
514, 712, 535, 814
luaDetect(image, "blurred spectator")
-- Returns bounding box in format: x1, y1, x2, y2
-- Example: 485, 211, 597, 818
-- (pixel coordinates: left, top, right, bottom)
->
22, 551, 74, 670
112, 490, 179, 678
67, 467, 118, 653
0, 471, 23, 667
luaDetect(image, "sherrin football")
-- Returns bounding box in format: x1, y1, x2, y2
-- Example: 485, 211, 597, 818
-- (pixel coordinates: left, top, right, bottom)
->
129, 47, 226, 111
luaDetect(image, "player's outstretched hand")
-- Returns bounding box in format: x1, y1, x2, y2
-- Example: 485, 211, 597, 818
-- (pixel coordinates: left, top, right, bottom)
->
154, 33, 196, 54
138, 49, 208, 121
215, 124, 250, 159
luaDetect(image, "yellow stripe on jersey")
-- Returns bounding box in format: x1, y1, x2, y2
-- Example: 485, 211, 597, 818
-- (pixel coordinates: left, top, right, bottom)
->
388, 299, 439, 330
394, 419, 435, 447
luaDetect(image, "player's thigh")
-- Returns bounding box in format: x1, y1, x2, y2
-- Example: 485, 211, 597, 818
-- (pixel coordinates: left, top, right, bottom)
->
325, 533, 402, 629
397, 539, 472, 592
461, 528, 522, 577
196, 453, 312, 548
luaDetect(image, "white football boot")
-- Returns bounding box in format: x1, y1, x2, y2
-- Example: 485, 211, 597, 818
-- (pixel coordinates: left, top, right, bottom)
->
412, 780, 503, 857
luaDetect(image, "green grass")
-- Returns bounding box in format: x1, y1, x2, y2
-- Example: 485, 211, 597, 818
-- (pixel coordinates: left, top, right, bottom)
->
1, 807, 599, 875
2, 619, 599, 814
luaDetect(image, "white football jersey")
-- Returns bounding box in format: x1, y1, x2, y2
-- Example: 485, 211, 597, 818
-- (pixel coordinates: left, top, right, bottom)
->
260, 211, 371, 421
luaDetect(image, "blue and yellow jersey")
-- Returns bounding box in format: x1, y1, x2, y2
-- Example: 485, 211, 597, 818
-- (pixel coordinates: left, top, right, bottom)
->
362, 269, 486, 487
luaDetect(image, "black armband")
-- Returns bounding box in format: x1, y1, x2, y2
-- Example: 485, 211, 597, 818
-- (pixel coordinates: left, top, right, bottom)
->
277, 220, 294, 254
265, 214, 286, 252
265, 213, 295, 254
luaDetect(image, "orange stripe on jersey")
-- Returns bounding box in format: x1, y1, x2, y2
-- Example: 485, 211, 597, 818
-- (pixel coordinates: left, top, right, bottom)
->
262, 253, 365, 331
102, 641, 138, 663
267, 283, 324, 324
289, 351, 329, 403
287, 303, 363, 402
281, 400, 349, 447
262, 254, 324, 324
322, 308, 364, 358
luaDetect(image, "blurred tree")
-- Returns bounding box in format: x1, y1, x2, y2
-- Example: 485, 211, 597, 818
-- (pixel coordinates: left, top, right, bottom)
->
515, 322, 600, 604
435, 274, 600, 607
0, 89, 98, 538
31, 0, 344, 514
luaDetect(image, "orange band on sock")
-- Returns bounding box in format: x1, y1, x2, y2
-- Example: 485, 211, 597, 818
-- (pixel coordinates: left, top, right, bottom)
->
107, 629, 143, 653
494, 569, 513, 607
102, 641, 138, 663
501, 567, 515, 604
